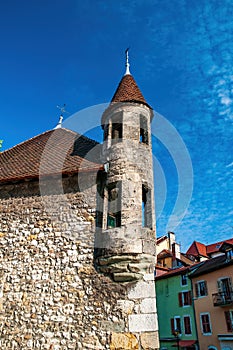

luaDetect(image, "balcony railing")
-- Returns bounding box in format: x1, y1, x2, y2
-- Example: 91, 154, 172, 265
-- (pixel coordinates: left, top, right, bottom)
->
212, 291, 233, 307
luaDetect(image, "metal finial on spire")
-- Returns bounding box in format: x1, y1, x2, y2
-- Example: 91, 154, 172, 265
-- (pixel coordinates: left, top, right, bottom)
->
54, 104, 69, 129
124, 48, 131, 75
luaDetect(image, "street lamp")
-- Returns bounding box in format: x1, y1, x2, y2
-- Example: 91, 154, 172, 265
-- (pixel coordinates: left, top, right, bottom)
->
173, 329, 180, 350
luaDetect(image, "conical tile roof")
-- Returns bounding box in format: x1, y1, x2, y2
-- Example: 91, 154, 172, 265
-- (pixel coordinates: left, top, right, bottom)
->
111, 74, 151, 108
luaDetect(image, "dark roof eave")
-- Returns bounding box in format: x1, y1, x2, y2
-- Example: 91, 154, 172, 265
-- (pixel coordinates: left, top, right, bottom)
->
190, 258, 233, 278
101, 101, 154, 127
0, 166, 104, 185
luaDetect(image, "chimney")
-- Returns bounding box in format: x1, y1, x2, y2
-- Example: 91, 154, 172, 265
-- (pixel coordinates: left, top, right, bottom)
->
172, 242, 181, 261
168, 231, 175, 250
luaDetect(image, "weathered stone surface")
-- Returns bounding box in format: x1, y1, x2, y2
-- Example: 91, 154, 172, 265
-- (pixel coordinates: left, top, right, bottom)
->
110, 332, 139, 350
129, 313, 158, 332
140, 298, 157, 314
0, 185, 128, 349
140, 332, 159, 350
128, 280, 156, 299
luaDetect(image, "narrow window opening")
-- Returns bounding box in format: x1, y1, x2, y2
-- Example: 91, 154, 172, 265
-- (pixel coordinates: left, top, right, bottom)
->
104, 124, 109, 141
96, 171, 106, 229
142, 184, 152, 228
111, 113, 123, 142
107, 182, 121, 228
140, 115, 148, 144
112, 123, 122, 140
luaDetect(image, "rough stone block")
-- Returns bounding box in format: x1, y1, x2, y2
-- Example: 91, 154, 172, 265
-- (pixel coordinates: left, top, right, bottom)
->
128, 281, 155, 299
110, 332, 139, 350
140, 298, 157, 313
140, 332, 159, 350
128, 313, 158, 332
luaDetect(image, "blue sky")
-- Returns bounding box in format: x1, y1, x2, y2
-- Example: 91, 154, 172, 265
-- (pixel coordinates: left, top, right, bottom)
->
1, 0, 232, 250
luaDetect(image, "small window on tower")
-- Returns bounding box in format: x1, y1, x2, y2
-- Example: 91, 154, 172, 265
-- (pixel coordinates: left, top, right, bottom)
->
142, 184, 152, 228
140, 115, 148, 144
111, 113, 123, 142
107, 182, 121, 228
104, 124, 109, 141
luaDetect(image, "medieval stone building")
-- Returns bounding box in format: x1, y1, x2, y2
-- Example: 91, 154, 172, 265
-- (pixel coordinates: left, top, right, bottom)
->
0, 56, 159, 349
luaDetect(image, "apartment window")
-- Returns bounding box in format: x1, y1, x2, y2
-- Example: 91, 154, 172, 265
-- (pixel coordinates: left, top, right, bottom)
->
195, 280, 208, 297
217, 277, 232, 298
107, 182, 121, 228
224, 310, 233, 332
181, 274, 188, 286
200, 313, 212, 335
183, 316, 192, 335
140, 115, 148, 144
178, 291, 192, 306
171, 316, 181, 335
142, 184, 152, 229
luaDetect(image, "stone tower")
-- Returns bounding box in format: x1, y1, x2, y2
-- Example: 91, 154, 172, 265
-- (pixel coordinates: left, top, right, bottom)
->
95, 51, 159, 349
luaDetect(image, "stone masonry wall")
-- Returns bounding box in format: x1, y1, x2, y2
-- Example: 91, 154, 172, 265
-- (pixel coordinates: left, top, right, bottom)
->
0, 178, 125, 350
0, 177, 159, 350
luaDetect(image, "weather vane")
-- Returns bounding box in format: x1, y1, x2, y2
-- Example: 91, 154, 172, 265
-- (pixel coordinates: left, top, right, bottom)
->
54, 104, 69, 129
57, 103, 69, 117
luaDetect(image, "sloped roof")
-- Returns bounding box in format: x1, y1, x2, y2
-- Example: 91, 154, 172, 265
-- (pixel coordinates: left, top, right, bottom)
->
190, 254, 233, 277
157, 249, 173, 259
111, 74, 151, 108
0, 128, 102, 184
155, 266, 190, 280
186, 238, 233, 258
206, 238, 233, 254
156, 235, 168, 244
186, 241, 208, 257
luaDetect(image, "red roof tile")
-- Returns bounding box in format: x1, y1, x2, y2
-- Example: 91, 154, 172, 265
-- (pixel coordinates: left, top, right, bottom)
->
186, 241, 208, 257
111, 74, 151, 108
0, 128, 102, 184
206, 238, 233, 254
186, 238, 233, 258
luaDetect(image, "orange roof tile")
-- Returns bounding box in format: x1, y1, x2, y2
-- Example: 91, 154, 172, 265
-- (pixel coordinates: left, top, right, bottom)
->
0, 128, 102, 184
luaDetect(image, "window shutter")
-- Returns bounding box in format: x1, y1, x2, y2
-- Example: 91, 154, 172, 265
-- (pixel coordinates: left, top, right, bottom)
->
187, 291, 192, 305
171, 318, 175, 334
184, 316, 191, 334
178, 292, 183, 306
204, 281, 208, 295
195, 283, 199, 297
225, 311, 232, 332
217, 279, 222, 292
228, 277, 232, 290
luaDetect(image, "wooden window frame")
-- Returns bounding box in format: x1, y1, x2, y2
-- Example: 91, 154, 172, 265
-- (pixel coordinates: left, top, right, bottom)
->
178, 291, 192, 307
200, 312, 212, 335
195, 280, 208, 297
183, 315, 192, 335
